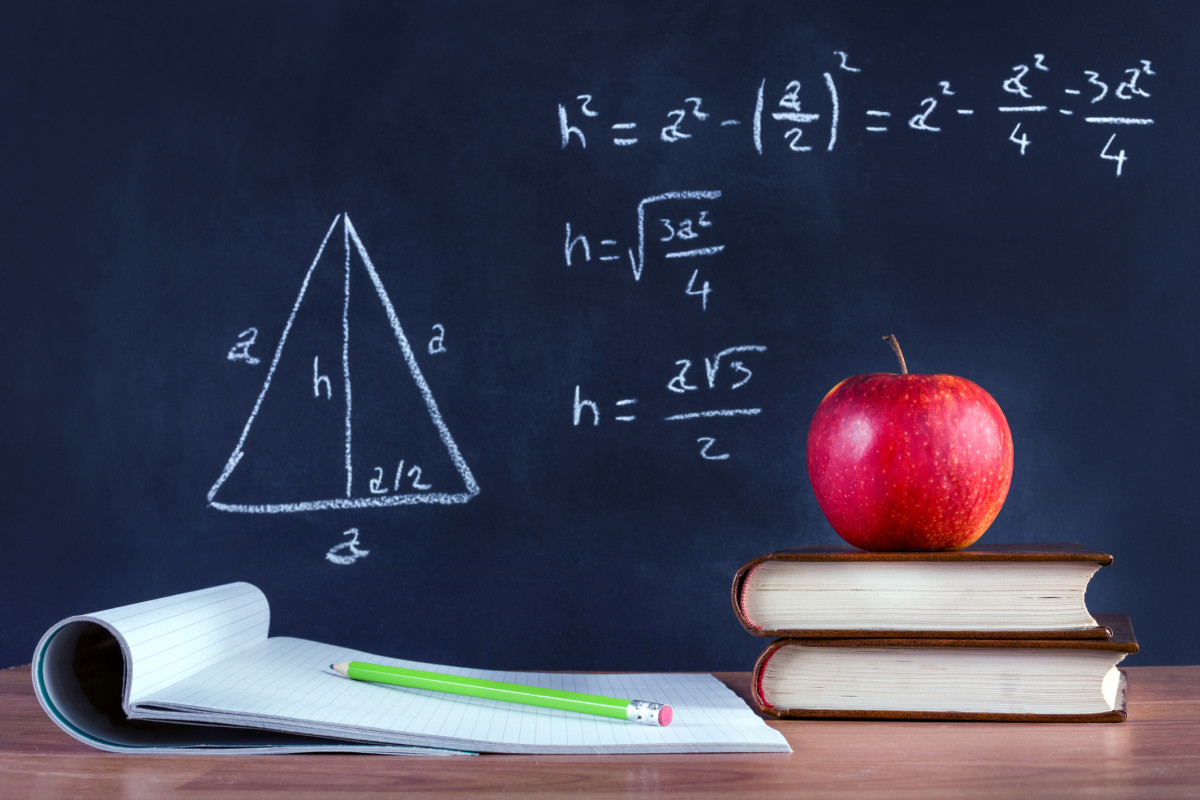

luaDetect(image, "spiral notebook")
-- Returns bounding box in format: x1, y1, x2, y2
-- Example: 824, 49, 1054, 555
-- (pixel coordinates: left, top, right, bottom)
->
32, 582, 790, 755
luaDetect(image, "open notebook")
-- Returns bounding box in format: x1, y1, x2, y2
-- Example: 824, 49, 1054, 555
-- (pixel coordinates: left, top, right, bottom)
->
32, 582, 790, 755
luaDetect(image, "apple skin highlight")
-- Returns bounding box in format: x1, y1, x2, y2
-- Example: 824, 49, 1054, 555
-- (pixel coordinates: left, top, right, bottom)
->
806, 371, 1014, 551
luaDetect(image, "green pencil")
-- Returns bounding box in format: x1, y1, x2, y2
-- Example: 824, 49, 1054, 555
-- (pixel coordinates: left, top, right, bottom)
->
330, 662, 673, 727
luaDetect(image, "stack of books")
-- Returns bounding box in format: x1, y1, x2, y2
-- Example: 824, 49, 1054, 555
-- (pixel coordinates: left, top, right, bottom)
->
731, 543, 1138, 721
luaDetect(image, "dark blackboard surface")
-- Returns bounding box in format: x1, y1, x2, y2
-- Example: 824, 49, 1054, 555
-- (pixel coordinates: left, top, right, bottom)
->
3, 1, 1197, 670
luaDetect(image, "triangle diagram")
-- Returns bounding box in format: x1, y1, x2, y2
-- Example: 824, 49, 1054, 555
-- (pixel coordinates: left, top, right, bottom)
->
208, 214, 480, 513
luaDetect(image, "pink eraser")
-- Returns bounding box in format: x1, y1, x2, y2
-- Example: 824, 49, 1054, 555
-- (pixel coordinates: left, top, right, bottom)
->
659, 705, 673, 727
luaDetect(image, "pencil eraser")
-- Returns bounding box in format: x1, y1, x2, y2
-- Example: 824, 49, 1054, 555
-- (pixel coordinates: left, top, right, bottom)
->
659, 705, 673, 727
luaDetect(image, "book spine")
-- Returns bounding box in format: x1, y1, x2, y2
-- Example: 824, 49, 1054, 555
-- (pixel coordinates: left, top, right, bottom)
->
730, 561, 765, 635
749, 640, 787, 716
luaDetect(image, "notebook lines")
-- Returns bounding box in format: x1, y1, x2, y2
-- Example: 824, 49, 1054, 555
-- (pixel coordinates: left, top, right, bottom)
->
109, 583, 263, 629
134, 607, 266, 663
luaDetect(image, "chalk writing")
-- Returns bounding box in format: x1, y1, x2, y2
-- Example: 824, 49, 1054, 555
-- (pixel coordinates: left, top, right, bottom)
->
685, 269, 711, 311
573, 385, 601, 427
566, 182, 767, 458
1100, 133, 1127, 176
226, 328, 261, 365
573, 385, 764, 425
428, 324, 447, 355
326, 528, 369, 566
834, 51, 860, 73
313, 356, 332, 400
1117, 60, 1154, 99
556, 51, 1157, 176
565, 191, 723, 295
369, 460, 433, 494
573, 343, 766, 457
909, 97, 941, 132
668, 361, 698, 394
208, 214, 480, 514
1009, 123, 1031, 155
697, 437, 731, 461
1003, 64, 1033, 99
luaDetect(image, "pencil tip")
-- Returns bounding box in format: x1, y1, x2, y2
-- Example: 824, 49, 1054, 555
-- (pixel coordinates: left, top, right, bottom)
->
331, 662, 349, 676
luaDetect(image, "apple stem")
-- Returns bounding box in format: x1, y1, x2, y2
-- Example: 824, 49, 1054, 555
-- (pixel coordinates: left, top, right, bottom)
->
883, 334, 908, 374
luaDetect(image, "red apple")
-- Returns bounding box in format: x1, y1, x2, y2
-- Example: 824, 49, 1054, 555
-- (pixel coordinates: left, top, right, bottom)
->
806, 336, 1013, 551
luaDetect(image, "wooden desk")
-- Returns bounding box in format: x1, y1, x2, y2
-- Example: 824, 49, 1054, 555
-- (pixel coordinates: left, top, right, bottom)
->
2, 665, 1197, 798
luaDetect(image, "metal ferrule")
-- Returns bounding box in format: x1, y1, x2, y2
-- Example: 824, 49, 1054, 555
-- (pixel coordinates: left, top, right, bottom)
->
625, 699, 666, 726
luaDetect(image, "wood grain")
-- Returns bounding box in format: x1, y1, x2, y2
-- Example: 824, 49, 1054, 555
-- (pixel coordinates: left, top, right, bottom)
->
2, 665, 1197, 799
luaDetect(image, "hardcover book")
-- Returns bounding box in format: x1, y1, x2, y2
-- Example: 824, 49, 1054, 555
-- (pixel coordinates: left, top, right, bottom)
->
751, 614, 1138, 722
732, 543, 1114, 638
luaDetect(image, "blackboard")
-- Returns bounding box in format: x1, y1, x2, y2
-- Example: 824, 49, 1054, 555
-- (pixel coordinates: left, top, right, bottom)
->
3, 1, 1198, 671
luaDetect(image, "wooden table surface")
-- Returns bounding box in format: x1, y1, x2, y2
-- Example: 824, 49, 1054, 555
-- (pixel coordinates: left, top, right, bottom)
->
2, 664, 1197, 799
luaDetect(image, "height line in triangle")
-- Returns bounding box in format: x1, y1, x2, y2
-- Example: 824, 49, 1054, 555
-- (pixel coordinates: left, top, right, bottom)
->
207, 214, 480, 513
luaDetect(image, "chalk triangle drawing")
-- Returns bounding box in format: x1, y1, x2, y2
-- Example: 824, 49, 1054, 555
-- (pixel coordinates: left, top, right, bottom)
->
207, 213, 480, 513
